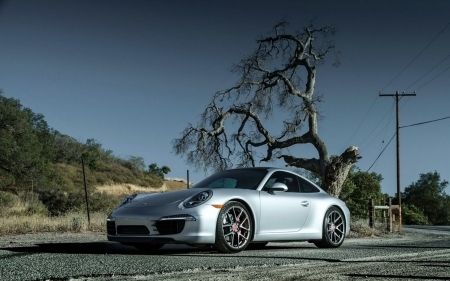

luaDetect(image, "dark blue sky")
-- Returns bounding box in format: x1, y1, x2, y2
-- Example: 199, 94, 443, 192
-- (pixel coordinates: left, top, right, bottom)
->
1, 0, 449, 194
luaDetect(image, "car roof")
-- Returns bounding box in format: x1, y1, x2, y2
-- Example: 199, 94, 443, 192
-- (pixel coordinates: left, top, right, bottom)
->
225, 167, 276, 171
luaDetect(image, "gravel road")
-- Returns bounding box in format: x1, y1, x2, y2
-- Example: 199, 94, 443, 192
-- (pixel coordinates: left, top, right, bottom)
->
0, 231, 449, 281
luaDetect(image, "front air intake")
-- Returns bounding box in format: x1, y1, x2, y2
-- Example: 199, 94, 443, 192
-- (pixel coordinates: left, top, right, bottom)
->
106, 221, 116, 235
156, 220, 185, 235
117, 225, 150, 235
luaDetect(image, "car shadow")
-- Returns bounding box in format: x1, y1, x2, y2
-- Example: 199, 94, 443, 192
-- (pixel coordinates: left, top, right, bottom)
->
1, 242, 204, 256
0, 242, 349, 264
0, 242, 318, 256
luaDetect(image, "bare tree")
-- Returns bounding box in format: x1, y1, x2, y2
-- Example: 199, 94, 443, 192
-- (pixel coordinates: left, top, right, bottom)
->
172, 21, 361, 197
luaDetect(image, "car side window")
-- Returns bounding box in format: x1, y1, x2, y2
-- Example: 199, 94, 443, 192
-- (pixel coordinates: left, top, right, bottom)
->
262, 171, 300, 192
297, 176, 320, 193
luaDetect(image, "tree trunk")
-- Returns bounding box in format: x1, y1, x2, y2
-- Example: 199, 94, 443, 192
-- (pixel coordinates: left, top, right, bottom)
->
321, 146, 361, 197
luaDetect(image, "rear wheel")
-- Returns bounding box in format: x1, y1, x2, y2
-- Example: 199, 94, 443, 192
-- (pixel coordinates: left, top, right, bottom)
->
314, 207, 345, 248
133, 243, 164, 252
213, 201, 252, 253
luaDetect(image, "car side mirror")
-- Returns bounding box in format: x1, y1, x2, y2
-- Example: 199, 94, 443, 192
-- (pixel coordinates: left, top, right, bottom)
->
268, 182, 288, 194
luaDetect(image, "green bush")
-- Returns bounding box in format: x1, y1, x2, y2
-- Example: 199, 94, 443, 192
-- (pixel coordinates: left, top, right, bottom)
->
402, 204, 428, 225
38, 189, 85, 216
25, 201, 48, 216
0, 190, 20, 208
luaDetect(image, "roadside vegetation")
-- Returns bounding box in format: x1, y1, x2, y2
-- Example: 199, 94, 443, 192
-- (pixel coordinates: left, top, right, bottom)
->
0, 90, 449, 236
0, 91, 172, 234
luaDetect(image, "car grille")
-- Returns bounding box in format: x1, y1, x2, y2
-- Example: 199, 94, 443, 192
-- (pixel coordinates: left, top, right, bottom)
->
156, 220, 185, 235
117, 225, 150, 235
107, 221, 116, 235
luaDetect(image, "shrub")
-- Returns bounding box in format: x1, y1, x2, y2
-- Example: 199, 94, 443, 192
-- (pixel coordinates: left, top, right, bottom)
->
402, 204, 428, 225
0, 190, 20, 208
38, 188, 85, 216
0, 190, 48, 216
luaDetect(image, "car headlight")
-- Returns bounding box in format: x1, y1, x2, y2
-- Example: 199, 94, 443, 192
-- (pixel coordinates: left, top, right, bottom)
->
182, 190, 213, 208
118, 194, 137, 207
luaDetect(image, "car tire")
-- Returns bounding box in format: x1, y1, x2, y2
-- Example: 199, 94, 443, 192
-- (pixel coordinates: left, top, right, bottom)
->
213, 201, 252, 253
314, 206, 346, 248
133, 243, 164, 252
246, 242, 268, 250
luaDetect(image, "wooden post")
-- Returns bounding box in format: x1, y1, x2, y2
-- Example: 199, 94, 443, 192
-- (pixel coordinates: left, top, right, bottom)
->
369, 199, 375, 228
187, 170, 190, 189
380, 91, 416, 231
82, 158, 91, 225
388, 198, 392, 232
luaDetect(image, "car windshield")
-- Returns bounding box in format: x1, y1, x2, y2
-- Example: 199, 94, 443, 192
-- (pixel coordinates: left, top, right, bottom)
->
192, 169, 268, 190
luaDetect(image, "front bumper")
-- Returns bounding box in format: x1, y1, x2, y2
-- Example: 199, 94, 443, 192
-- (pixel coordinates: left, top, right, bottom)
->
106, 203, 220, 245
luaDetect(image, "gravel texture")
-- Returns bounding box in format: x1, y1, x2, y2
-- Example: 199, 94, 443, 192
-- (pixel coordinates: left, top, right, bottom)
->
0, 231, 449, 281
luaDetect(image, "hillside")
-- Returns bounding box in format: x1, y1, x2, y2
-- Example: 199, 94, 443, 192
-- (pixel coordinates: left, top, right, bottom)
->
0, 91, 177, 217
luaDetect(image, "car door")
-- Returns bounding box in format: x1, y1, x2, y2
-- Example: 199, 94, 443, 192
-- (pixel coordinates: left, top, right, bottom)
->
258, 171, 311, 233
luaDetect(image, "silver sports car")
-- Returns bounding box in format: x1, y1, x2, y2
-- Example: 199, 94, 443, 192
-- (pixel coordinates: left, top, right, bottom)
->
106, 167, 350, 253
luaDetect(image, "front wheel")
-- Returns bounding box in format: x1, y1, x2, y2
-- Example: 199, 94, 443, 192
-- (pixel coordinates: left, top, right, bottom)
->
213, 201, 252, 253
314, 207, 346, 248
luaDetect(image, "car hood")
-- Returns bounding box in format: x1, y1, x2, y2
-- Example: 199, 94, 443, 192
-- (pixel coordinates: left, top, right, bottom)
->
123, 188, 207, 207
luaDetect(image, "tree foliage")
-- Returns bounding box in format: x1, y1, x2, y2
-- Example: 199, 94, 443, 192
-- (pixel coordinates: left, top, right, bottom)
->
0, 91, 49, 187
402, 204, 429, 225
173, 21, 360, 197
403, 171, 449, 225
339, 166, 384, 218
148, 163, 171, 179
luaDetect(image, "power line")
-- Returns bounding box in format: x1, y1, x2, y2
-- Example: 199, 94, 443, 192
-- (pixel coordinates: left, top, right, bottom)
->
366, 133, 396, 172
360, 120, 393, 153
380, 21, 450, 92
344, 96, 378, 149
404, 53, 450, 91
346, 22, 449, 150
416, 65, 450, 91
400, 96, 413, 110
375, 102, 396, 171
366, 115, 450, 171
400, 116, 450, 128
360, 101, 395, 151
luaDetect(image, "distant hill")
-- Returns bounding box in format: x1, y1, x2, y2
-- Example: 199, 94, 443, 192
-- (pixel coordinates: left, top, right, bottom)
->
0, 91, 173, 216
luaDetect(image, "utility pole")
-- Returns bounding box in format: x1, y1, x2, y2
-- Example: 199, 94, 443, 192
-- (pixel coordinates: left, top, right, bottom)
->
379, 91, 416, 230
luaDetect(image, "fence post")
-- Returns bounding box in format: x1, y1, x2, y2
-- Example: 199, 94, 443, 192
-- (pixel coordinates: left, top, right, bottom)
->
369, 198, 375, 228
388, 197, 392, 232
187, 170, 189, 189
82, 158, 91, 226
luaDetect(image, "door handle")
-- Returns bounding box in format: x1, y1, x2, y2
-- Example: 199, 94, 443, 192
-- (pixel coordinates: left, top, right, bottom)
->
301, 201, 309, 207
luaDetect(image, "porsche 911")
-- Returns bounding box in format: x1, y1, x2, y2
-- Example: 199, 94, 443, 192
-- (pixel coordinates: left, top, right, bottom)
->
106, 167, 350, 253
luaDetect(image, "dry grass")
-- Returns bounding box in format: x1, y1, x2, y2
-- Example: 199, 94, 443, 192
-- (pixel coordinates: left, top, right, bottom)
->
349, 218, 398, 237
0, 212, 106, 235
164, 179, 193, 191
0, 179, 198, 236
95, 183, 163, 196
94, 179, 193, 196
